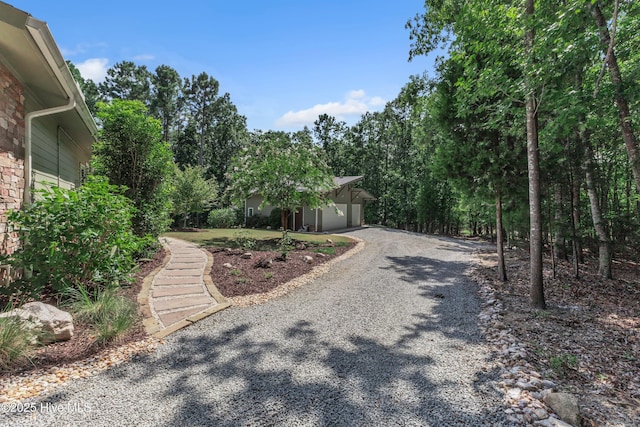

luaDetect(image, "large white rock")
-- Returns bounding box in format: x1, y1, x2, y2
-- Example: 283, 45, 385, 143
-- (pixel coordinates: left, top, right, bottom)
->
20, 302, 74, 343
0, 308, 42, 344
543, 392, 580, 426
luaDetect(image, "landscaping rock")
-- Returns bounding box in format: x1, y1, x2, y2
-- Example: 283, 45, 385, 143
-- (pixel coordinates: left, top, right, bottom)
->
303, 255, 314, 264
255, 258, 272, 268
241, 252, 253, 259
0, 308, 42, 344
543, 392, 580, 426
223, 263, 234, 269
295, 242, 306, 250
326, 238, 333, 245
21, 302, 74, 343
315, 253, 327, 258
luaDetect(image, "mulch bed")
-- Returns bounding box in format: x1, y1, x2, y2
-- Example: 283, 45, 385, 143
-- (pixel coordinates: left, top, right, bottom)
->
0, 247, 166, 380
208, 242, 356, 298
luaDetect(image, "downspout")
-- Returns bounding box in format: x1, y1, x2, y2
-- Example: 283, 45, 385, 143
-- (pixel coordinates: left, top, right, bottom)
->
315, 208, 318, 233
23, 20, 76, 206
24, 99, 75, 205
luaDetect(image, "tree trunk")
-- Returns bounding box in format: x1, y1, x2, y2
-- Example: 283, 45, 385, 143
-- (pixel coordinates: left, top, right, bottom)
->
496, 190, 507, 281
568, 171, 581, 279
525, 0, 546, 309
553, 184, 566, 260
592, 2, 640, 195
281, 209, 287, 231
583, 143, 613, 278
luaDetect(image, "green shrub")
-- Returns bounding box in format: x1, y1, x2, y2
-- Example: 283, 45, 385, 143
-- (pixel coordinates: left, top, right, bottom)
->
233, 229, 257, 250
0, 315, 36, 371
1, 176, 146, 299
269, 208, 283, 229
312, 246, 336, 255
65, 285, 136, 344
208, 208, 239, 228
246, 214, 269, 228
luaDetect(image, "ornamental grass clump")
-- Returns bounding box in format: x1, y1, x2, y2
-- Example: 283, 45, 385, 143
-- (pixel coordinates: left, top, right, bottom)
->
65, 285, 136, 344
0, 315, 37, 371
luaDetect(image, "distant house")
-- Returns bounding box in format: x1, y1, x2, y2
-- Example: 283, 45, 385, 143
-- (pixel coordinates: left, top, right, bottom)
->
245, 176, 376, 232
0, 1, 97, 254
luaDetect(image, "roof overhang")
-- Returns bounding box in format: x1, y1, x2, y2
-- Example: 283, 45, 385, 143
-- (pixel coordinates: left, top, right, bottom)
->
0, 2, 97, 148
334, 176, 364, 187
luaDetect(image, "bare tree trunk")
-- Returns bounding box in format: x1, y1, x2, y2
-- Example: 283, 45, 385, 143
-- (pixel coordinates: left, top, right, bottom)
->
569, 171, 581, 279
553, 184, 567, 260
525, 0, 546, 309
496, 190, 507, 281
583, 143, 613, 278
592, 2, 640, 195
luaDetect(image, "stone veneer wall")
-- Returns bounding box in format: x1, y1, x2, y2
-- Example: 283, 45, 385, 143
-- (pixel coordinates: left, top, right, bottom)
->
0, 62, 25, 256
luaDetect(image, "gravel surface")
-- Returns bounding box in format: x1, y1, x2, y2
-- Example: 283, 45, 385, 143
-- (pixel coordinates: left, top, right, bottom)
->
2, 227, 508, 426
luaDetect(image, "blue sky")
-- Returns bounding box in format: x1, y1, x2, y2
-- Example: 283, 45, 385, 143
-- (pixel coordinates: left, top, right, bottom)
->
13, 1, 439, 132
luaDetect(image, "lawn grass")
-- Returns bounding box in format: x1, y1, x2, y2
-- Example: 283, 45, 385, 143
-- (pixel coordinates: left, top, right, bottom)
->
162, 228, 353, 247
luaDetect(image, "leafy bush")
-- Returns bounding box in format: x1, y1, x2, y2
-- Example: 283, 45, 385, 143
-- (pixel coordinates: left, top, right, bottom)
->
93, 100, 175, 237
65, 285, 136, 343
1, 177, 145, 299
233, 230, 257, 250
269, 208, 283, 229
245, 214, 270, 228
0, 315, 36, 371
208, 208, 239, 228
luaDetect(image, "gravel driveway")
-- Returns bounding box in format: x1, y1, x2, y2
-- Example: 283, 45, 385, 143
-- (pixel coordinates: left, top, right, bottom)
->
4, 227, 507, 426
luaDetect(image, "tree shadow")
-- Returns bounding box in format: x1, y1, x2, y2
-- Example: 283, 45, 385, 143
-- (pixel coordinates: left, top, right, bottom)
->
86, 310, 506, 426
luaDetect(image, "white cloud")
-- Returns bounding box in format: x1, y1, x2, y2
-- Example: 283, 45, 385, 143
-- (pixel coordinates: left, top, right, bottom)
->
133, 54, 155, 61
370, 96, 386, 106
276, 90, 386, 128
76, 58, 109, 82
347, 89, 366, 99
60, 42, 108, 57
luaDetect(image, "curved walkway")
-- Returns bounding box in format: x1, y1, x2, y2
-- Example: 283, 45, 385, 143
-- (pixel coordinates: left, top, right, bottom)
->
3, 228, 507, 426
142, 237, 230, 338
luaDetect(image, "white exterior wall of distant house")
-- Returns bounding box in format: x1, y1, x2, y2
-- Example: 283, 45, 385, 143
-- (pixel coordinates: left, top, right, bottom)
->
244, 181, 372, 232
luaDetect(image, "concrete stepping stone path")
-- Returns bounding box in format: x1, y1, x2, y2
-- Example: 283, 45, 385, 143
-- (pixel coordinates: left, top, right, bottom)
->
144, 237, 230, 337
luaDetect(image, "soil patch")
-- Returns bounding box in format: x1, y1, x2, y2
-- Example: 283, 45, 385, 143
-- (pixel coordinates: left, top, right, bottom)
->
474, 247, 640, 426
0, 247, 166, 380
208, 241, 356, 298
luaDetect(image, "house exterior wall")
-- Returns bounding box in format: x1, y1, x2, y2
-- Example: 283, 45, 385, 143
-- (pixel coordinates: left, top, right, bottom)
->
245, 181, 372, 232
31, 115, 89, 191
0, 61, 25, 255
245, 195, 276, 219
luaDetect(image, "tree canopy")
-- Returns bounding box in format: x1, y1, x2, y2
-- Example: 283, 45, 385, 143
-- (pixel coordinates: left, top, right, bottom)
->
227, 131, 336, 230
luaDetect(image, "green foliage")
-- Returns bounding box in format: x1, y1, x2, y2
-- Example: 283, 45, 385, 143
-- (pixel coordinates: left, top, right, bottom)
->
268, 208, 283, 229
208, 207, 240, 228
150, 65, 181, 142
312, 246, 336, 255
93, 99, 175, 237
245, 214, 269, 228
233, 230, 257, 250
550, 353, 578, 377
1, 177, 143, 299
0, 315, 36, 371
99, 60, 152, 105
65, 285, 136, 344
278, 230, 294, 259
171, 165, 217, 227
227, 130, 336, 230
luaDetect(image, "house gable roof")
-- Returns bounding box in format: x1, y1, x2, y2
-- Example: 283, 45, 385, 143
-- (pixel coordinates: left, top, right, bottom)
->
0, 1, 97, 148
